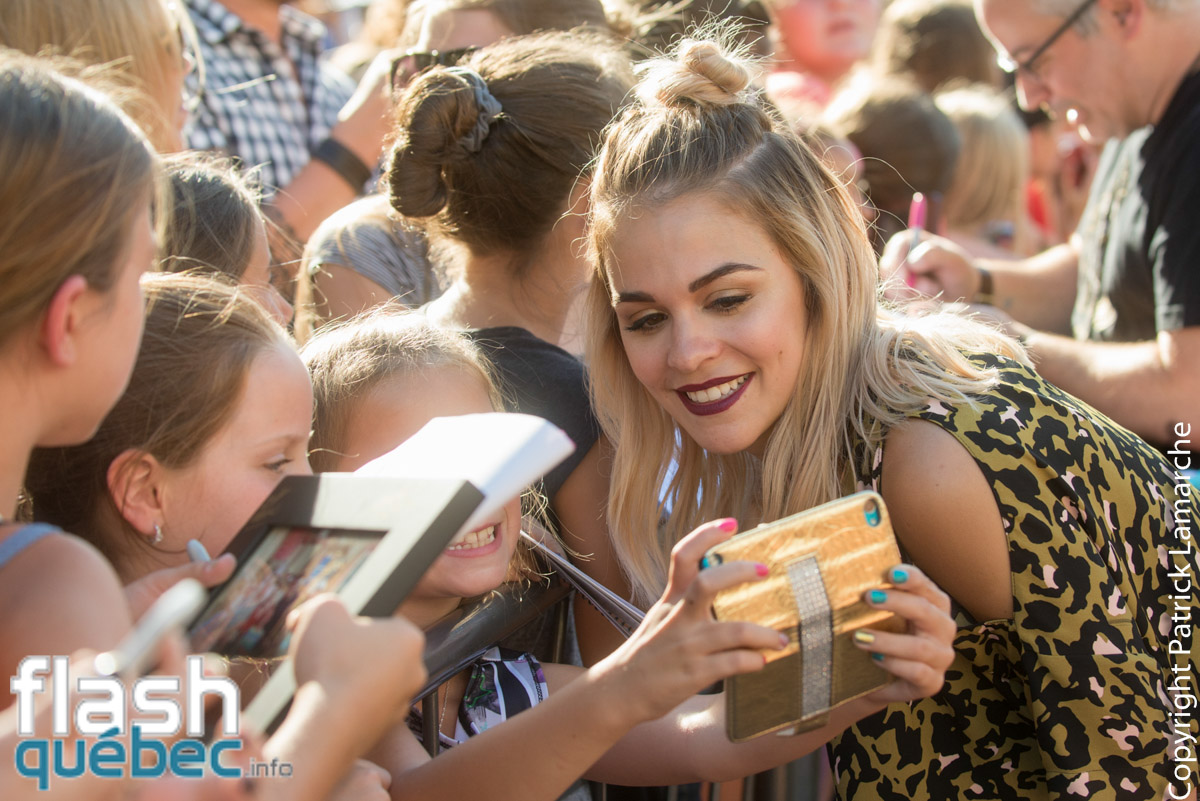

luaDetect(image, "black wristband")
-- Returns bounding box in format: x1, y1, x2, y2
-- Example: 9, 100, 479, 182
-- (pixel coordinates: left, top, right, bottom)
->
975, 266, 995, 305
312, 138, 372, 191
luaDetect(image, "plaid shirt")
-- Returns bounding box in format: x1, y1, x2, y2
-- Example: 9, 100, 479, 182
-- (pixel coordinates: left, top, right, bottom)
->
184, 0, 353, 199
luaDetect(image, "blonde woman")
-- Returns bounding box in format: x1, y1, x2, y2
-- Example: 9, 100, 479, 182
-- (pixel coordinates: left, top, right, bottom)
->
0, 0, 193, 151
585, 33, 1193, 800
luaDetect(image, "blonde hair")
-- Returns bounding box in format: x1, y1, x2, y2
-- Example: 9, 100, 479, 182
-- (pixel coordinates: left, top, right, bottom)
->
586, 32, 1027, 604
0, 50, 161, 348
936, 84, 1030, 250
0, 0, 192, 151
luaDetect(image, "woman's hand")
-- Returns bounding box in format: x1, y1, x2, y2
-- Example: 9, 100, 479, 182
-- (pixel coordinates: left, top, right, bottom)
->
592, 519, 786, 725
853, 564, 956, 705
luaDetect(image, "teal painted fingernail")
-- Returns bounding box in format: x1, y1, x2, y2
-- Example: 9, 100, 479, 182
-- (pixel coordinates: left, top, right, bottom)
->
872, 652, 885, 662
869, 590, 887, 604
891, 567, 909, 584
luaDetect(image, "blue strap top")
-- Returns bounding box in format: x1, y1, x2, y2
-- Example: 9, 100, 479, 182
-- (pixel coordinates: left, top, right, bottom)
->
0, 523, 61, 570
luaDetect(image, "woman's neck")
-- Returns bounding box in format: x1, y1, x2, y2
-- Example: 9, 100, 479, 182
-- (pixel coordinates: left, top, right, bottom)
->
0, 371, 42, 520
0, 440, 31, 522
424, 236, 587, 348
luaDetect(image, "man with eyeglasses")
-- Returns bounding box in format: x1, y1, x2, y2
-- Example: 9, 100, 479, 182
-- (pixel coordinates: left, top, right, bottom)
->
185, 0, 398, 260
884, 0, 1200, 452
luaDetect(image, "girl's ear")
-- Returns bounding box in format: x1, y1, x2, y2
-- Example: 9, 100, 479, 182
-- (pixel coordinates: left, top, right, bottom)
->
39, 275, 90, 367
107, 448, 166, 538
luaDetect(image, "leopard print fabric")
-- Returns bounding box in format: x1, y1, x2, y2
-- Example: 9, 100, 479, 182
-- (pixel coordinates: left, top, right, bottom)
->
828, 352, 1197, 799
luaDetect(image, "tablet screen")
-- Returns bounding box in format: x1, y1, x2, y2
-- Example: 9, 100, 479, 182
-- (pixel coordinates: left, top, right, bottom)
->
189, 526, 379, 658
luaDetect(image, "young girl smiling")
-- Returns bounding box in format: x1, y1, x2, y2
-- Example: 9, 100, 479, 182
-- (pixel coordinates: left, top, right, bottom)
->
301, 310, 956, 801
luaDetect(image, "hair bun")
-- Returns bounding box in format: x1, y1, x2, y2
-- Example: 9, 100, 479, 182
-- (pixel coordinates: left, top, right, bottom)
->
637, 36, 754, 108
387, 68, 494, 218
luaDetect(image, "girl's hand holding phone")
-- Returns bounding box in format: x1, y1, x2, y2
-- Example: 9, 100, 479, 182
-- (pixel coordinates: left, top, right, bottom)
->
591, 518, 786, 726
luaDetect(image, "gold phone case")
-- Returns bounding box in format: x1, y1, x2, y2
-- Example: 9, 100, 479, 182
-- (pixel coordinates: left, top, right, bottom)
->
704, 491, 903, 742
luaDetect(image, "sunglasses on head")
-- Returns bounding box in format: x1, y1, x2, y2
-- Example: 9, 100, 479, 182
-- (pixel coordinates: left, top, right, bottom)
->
390, 47, 478, 90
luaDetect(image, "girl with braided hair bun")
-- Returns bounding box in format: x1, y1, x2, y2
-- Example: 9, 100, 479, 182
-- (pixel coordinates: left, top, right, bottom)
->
585, 29, 1193, 801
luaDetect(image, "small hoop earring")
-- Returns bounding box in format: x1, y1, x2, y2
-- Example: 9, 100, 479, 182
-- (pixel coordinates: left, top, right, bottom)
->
150, 522, 164, 545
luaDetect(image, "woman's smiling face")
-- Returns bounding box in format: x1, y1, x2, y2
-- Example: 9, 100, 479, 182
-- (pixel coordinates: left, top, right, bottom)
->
605, 192, 809, 458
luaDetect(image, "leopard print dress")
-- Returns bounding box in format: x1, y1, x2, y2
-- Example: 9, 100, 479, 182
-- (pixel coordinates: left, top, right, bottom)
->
829, 353, 1197, 800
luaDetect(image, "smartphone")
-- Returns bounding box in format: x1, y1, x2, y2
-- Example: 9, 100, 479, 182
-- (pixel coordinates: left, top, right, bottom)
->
702, 492, 904, 741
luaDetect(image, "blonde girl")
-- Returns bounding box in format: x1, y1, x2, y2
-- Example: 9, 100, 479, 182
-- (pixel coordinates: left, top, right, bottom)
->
0, 0, 194, 152
585, 33, 1193, 799
935, 84, 1034, 257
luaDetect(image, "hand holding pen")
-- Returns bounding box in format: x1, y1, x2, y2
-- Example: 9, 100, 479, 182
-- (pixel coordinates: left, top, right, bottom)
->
903, 192, 927, 289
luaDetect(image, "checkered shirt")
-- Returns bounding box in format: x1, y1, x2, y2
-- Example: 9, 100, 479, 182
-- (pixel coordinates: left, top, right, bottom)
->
184, 0, 354, 199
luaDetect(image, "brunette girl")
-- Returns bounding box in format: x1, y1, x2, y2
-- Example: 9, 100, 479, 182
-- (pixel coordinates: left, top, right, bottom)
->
162, 154, 293, 325
20, 270, 427, 801
384, 30, 640, 662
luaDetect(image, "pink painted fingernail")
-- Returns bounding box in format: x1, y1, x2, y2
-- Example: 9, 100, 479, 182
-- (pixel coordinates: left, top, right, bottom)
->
718, 518, 738, 532
755, 563, 769, 577
778, 633, 790, 649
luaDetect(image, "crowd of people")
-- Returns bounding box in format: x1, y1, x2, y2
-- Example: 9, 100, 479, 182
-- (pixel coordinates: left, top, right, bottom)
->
1, 0, 1196, 799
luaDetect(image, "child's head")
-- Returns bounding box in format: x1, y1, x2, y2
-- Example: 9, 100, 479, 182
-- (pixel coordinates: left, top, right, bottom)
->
770, 0, 882, 84
935, 85, 1029, 249
25, 273, 312, 580
301, 311, 525, 608
385, 29, 634, 275
0, 0, 193, 151
823, 73, 960, 251
631, 1, 773, 60
161, 153, 293, 325
0, 52, 160, 443
870, 0, 1001, 93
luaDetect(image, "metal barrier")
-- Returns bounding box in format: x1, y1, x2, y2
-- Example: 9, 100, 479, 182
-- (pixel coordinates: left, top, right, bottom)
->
412, 562, 828, 800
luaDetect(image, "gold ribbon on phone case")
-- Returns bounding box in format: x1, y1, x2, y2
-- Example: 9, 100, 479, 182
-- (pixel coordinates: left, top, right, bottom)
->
704, 491, 904, 742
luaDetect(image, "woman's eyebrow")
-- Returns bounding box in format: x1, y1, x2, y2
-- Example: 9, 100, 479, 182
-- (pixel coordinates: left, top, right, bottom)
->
688, 263, 761, 293
615, 289, 654, 304
616, 263, 763, 305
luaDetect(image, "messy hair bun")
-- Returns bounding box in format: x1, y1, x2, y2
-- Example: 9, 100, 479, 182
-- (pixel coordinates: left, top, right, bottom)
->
385, 30, 634, 268
387, 68, 499, 219
635, 37, 756, 108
